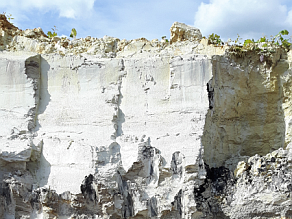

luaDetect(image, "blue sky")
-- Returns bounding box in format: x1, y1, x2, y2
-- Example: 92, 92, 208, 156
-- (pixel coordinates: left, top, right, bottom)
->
1, 0, 292, 42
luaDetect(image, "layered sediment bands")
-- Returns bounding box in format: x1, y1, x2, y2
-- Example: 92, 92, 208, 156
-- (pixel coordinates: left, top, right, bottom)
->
203, 49, 289, 168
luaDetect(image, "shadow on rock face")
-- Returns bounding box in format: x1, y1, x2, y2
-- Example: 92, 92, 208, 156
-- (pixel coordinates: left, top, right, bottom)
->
32, 143, 51, 188
193, 162, 233, 219
34, 57, 51, 132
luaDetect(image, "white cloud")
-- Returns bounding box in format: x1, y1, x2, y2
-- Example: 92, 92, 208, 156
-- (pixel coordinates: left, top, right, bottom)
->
1, 0, 201, 39
194, 0, 292, 41
3, 0, 292, 41
70, 0, 201, 40
90, 0, 201, 40
0, 0, 95, 19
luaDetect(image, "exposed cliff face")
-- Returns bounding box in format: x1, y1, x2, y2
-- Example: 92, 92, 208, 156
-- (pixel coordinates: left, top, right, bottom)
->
203, 49, 289, 168
1, 15, 292, 218
0, 52, 211, 219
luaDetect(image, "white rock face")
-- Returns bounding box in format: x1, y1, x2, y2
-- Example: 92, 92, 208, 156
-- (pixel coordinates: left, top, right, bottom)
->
2, 15, 292, 218
0, 53, 41, 169
19, 52, 210, 197
119, 55, 211, 170
33, 54, 212, 218
0, 53, 39, 135
0, 50, 212, 218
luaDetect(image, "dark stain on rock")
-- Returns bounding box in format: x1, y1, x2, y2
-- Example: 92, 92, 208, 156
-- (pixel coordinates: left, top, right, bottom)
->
30, 189, 41, 210
148, 196, 158, 217
80, 174, 97, 202
194, 163, 233, 218
116, 171, 134, 218
207, 79, 214, 110
0, 182, 11, 205
141, 146, 156, 159
206, 165, 233, 194
172, 189, 183, 216
26, 60, 39, 68
171, 151, 184, 177
149, 161, 154, 176
123, 189, 134, 218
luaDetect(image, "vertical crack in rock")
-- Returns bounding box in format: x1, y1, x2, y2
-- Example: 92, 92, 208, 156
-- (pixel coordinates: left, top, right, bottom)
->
116, 171, 134, 218
24, 55, 41, 133
112, 59, 126, 140
148, 196, 158, 217
36, 57, 51, 119
207, 78, 214, 110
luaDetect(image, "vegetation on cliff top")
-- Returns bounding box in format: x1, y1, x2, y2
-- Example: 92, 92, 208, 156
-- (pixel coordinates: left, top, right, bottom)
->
207, 30, 291, 52
1, 11, 290, 57
2, 12, 14, 24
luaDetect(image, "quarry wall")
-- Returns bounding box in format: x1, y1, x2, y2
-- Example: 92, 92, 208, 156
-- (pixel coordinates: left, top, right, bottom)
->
1, 15, 292, 218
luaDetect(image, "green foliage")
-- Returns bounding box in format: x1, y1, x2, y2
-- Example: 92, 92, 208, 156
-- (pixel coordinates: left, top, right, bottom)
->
272, 30, 291, 49
70, 28, 77, 38
47, 26, 58, 38
208, 33, 223, 46
282, 39, 291, 48
161, 36, 169, 43
243, 39, 254, 46
47, 31, 57, 38
280, 30, 289, 35
259, 36, 267, 42
234, 34, 242, 44
233, 29, 292, 53
3, 12, 14, 24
